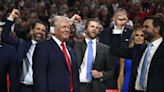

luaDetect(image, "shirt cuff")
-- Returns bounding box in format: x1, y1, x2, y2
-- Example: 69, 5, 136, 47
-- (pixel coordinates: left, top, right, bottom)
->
7, 16, 14, 21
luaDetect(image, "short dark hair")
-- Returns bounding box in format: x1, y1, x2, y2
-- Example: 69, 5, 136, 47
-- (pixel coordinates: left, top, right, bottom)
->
31, 19, 48, 31
85, 18, 100, 30
144, 15, 164, 37
27, 19, 49, 40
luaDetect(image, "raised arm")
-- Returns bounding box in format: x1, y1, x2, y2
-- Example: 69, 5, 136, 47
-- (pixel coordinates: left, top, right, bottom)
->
1, 9, 21, 47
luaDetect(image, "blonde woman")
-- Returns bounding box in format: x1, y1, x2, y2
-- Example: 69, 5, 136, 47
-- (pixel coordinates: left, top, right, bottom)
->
118, 28, 147, 92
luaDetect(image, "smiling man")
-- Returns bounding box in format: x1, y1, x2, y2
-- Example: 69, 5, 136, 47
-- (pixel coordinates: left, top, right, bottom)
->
33, 15, 80, 92
1, 9, 48, 92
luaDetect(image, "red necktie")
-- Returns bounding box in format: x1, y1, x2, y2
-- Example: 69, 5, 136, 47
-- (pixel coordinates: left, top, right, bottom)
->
61, 42, 74, 92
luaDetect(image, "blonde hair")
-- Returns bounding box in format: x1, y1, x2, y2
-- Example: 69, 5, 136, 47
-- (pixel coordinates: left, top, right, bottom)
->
129, 28, 147, 48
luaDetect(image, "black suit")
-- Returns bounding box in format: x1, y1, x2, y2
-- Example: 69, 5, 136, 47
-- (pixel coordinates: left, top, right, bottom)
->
0, 43, 19, 92
99, 26, 133, 89
33, 38, 79, 92
111, 40, 164, 92
74, 39, 114, 92
2, 18, 34, 92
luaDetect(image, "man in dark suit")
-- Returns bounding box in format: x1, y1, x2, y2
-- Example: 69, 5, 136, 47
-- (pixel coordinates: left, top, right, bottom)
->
1, 9, 48, 92
0, 44, 19, 92
74, 18, 114, 92
99, 8, 133, 90
33, 15, 80, 92
0, 23, 19, 92
111, 15, 164, 92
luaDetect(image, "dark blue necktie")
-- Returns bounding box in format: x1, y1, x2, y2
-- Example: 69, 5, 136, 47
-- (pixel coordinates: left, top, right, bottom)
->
139, 43, 152, 88
86, 40, 93, 81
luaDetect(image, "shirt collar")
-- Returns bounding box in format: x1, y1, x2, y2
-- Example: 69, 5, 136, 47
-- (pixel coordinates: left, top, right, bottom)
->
51, 35, 62, 47
31, 40, 37, 45
151, 37, 163, 48
114, 25, 125, 31
85, 38, 97, 45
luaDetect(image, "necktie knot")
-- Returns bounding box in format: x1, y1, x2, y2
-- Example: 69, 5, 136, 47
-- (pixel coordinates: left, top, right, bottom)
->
88, 40, 93, 45
147, 43, 153, 48
61, 41, 64, 46
61, 41, 66, 49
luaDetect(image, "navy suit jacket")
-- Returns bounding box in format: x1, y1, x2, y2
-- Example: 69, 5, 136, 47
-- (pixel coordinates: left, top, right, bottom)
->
0, 43, 19, 92
111, 41, 164, 92
1, 19, 32, 63
99, 26, 133, 48
33, 38, 79, 92
99, 26, 133, 88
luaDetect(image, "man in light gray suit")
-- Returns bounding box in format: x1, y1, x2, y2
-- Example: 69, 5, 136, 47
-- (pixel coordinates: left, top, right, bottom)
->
74, 18, 115, 92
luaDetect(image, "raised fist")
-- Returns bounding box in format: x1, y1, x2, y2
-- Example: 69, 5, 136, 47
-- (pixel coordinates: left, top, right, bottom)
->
9, 9, 20, 20
70, 14, 81, 24
115, 15, 128, 27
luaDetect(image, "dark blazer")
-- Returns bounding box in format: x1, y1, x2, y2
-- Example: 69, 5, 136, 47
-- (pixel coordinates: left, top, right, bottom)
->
74, 39, 114, 92
99, 26, 133, 88
99, 26, 133, 48
111, 41, 164, 92
1, 19, 32, 63
0, 43, 19, 92
33, 38, 79, 92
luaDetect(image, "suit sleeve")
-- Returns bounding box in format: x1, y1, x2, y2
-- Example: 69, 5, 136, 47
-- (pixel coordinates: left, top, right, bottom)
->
8, 46, 19, 92
33, 43, 48, 92
1, 19, 19, 47
101, 46, 115, 81
111, 47, 133, 59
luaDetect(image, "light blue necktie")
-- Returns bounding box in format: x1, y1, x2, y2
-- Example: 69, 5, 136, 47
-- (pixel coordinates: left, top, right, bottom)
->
139, 43, 152, 88
86, 40, 93, 81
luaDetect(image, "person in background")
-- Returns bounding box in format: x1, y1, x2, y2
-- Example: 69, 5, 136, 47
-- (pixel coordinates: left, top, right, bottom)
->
118, 28, 147, 92
99, 8, 133, 90
0, 21, 19, 92
74, 18, 114, 92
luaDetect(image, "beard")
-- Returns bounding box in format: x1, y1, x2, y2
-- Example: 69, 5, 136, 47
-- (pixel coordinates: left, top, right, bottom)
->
144, 32, 153, 42
33, 33, 45, 42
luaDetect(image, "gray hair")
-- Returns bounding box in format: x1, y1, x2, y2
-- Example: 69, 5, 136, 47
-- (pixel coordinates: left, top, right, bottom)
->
114, 8, 128, 16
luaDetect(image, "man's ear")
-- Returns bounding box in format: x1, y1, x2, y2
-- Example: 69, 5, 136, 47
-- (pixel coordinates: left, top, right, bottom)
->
154, 26, 160, 34
29, 29, 33, 35
157, 26, 160, 31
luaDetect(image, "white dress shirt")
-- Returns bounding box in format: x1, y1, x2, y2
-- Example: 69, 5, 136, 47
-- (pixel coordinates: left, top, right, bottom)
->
21, 40, 37, 85
51, 35, 71, 62
135, 37, 163, 91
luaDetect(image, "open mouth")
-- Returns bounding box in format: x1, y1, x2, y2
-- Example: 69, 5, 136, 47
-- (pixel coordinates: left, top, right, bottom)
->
118, 18, 126, 21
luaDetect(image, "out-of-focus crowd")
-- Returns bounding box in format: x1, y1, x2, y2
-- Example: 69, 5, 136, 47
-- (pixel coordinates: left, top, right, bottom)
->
0, 0, 163, 37
0, 0, 164, 92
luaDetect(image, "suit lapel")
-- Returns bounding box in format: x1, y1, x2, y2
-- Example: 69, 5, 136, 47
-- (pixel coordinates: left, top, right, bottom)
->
50, 38, 77, 72
149, 40, 164, 74
49, 38, 69, 68
94, 42, 102, 67
17, 40, 32, 62
80, 40, 87, 66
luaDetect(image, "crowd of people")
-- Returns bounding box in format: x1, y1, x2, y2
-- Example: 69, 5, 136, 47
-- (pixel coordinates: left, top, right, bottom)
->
0, 0, 164, 92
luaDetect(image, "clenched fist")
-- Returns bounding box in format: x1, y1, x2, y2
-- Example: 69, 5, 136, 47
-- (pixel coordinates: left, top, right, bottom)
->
9, 9, 20, 20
